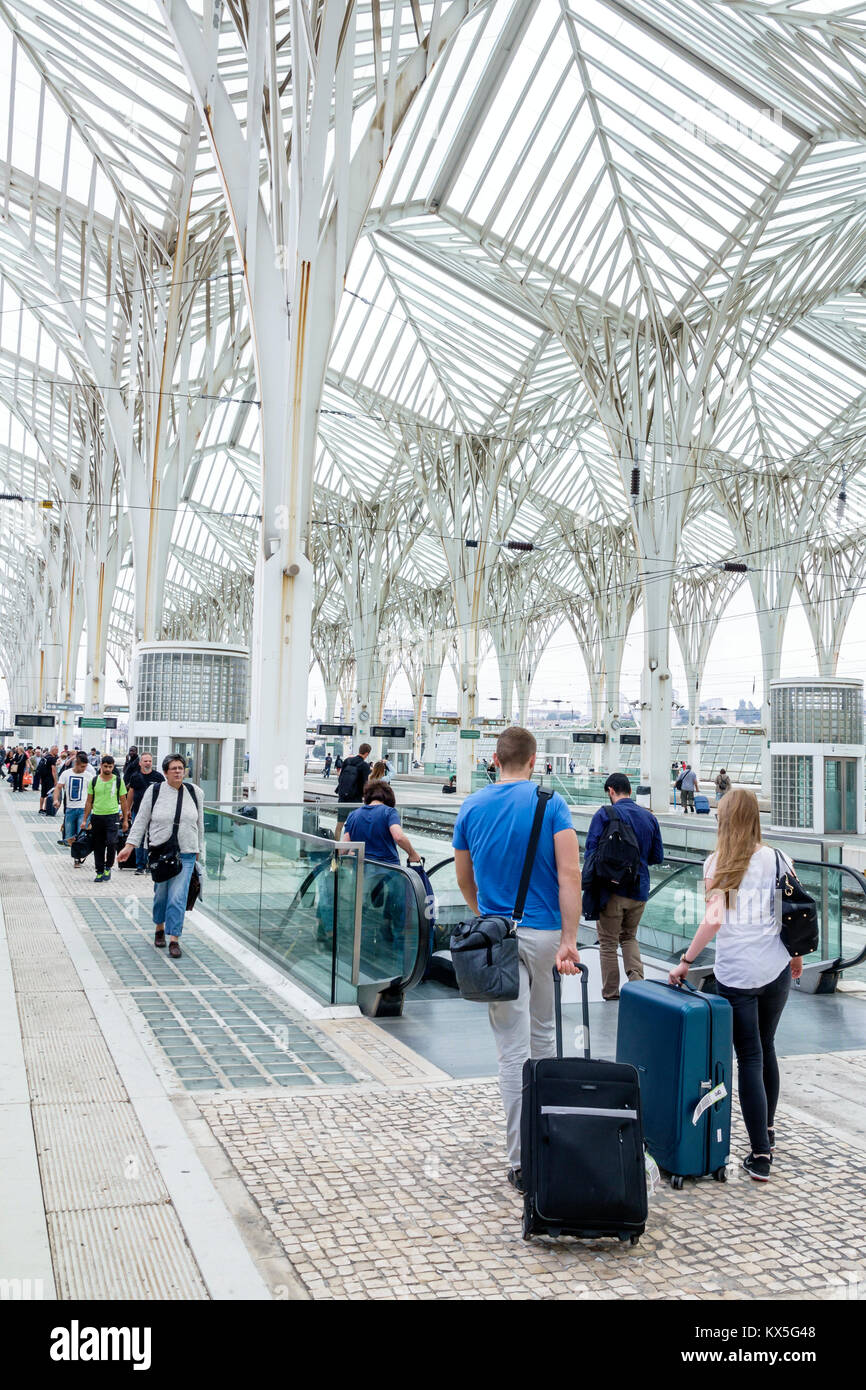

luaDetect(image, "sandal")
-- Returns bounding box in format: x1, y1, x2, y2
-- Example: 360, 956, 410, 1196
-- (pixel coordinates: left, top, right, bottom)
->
154, 929, 166, 948
168, 940, 182, 959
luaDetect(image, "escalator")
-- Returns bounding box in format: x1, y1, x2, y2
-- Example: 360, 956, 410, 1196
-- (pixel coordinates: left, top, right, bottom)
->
204, 799, 866, 1012
265, 852, 433, 1015
419, 852, 866, 998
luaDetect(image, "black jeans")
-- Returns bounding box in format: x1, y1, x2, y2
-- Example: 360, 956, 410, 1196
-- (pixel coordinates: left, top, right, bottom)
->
718, 963, 791, 1155
90, 813, 119, 874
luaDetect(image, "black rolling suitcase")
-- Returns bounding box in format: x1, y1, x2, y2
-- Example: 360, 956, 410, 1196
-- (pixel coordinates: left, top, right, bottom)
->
521, 965, 647, 1244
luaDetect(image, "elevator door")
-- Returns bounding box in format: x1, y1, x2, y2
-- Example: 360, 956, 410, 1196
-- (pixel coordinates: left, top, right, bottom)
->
824, 758, 857, 833
171, 739, 221, 801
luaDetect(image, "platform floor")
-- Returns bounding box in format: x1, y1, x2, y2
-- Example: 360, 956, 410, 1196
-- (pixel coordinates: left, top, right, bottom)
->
3, 784, 866, 1301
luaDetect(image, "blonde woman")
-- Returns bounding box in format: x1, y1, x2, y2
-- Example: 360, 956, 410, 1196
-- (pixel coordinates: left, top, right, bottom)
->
669, 789, 803, 1182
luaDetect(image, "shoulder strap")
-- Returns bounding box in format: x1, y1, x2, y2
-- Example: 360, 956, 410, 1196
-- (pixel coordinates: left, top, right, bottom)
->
604, 803, 620, 824
183, 781, 198, 810
511, 787, 553, 926
172, 784, 185, 833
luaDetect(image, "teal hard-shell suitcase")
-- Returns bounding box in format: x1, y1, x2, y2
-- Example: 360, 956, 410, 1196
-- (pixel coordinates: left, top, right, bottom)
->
615, 979, 732, 1189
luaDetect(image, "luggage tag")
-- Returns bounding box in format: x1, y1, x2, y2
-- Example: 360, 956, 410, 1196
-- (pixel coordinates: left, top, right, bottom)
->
644, 1150, 661, 1196
691, 1081, 728, 1125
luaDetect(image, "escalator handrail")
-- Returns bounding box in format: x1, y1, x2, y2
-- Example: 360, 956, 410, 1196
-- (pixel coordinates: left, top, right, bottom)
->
270, 852, 433, 994
361, 856, 433, 993
805, 859, 866, 972
426, 856, 457, 877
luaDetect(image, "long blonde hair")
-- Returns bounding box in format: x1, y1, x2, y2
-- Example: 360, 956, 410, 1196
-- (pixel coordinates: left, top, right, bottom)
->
709, 788, 762, 902
370, 759, 388, 782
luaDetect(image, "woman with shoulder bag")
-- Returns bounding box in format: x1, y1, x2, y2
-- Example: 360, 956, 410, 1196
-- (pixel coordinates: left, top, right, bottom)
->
669, 789, 803, 1182
118, 753, 204, 959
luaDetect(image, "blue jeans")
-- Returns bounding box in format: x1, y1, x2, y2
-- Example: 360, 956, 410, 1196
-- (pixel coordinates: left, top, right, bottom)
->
152, 853, 197, 937
64, 807, 85, 842
130, 811, 148, 868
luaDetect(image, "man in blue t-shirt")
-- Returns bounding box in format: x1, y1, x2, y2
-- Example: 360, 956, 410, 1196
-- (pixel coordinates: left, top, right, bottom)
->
583, 773, 664, 1001
452, 726, 582, 1191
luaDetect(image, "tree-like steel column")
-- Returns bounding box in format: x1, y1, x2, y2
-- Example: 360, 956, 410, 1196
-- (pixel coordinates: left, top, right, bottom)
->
158, 0, 483, 801
671, 569, 743, 778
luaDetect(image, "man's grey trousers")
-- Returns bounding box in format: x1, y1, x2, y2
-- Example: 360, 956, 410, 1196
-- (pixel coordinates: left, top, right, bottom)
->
488, 927, 562, 1169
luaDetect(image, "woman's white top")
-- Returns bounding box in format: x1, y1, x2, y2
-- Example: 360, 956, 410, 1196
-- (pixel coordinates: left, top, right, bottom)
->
703, 844, 792, 990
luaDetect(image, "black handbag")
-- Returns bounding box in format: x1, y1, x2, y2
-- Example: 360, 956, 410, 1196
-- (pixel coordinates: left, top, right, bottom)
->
186, 864, 202, 910
774, 850, 819, 957
148, 784, 187, 883
450, 788, 553, 1003
71, 826, 93, 862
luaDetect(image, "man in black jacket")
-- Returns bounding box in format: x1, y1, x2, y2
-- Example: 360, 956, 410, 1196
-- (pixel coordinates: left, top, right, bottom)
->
335, 743, 371, 833
126, 752, 164, 873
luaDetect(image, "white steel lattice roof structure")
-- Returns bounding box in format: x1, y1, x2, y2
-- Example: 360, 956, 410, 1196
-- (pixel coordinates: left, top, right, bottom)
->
0, 1, 864, 804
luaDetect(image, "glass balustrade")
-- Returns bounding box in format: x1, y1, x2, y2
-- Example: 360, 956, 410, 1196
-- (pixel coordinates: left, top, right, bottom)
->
202, 804, 866, 999
201, 806, 430, 1010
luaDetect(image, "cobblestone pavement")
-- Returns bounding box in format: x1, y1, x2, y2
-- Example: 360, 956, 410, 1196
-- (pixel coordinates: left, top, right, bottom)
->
200, 1080, 866, 1301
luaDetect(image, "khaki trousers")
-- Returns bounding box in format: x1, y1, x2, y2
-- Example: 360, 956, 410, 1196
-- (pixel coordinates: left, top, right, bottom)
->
597, 894, 646, 1000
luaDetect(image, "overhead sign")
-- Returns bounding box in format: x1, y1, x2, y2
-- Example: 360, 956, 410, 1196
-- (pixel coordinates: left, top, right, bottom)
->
77, 716, 118, 730
620, 733, 641, 745
459, 729, 480, 740
46, 701, 84, 711
318, 723, 354, 737
430, 716, 461, 726
104, 705, 129, 713
573, 732, 606, 744
370, 725, 406, 738
0, 729, 14, 737
15, 713, 55, 727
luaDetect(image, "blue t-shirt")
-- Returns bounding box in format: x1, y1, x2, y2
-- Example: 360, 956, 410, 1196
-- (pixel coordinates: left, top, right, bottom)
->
452, 781, 574, 930
344, 803, 401, 864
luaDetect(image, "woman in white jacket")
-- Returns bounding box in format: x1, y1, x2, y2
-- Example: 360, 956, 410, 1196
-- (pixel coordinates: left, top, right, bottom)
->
669, 789, 803, 1182
119, 753, 204, 959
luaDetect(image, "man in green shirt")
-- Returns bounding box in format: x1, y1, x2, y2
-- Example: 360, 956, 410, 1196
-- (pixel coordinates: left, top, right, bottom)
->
82, 754, 130, 883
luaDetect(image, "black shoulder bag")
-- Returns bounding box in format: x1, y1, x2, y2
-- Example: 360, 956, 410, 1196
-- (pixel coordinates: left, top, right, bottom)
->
148, 783, 186, 883
451, 788, 553, 1003
773, 850, 819, 957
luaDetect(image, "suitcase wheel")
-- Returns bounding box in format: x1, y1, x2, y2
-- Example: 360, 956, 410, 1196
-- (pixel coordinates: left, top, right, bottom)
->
670, 1174, 684, 1190
522, 1198, 534, 1241
713, 1166, 728, 1183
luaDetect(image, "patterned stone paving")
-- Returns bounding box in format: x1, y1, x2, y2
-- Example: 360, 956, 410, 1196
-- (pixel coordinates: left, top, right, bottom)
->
19, 796, 866, 1301
199, 1081, 866, 1300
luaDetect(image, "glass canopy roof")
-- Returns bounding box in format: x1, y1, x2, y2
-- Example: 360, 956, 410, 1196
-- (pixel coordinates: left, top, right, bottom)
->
0, 0, 864, 699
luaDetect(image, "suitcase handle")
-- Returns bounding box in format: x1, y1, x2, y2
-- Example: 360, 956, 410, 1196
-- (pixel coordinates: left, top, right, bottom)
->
552, 964, 590, 1061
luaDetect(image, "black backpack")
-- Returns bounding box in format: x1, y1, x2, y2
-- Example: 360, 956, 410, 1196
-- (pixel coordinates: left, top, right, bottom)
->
593, 804, 643, 892
336, 757, 367, 803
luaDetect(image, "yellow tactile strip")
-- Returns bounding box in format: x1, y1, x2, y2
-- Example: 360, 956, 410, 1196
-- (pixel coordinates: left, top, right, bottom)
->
199, 1080, 866, 1301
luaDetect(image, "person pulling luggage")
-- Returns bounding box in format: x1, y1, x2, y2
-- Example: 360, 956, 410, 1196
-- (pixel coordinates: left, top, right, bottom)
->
582, 773, 664, 1001
679, 764, 699, 813
668, 789, 803, 1182
451, 726, 581, 1194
